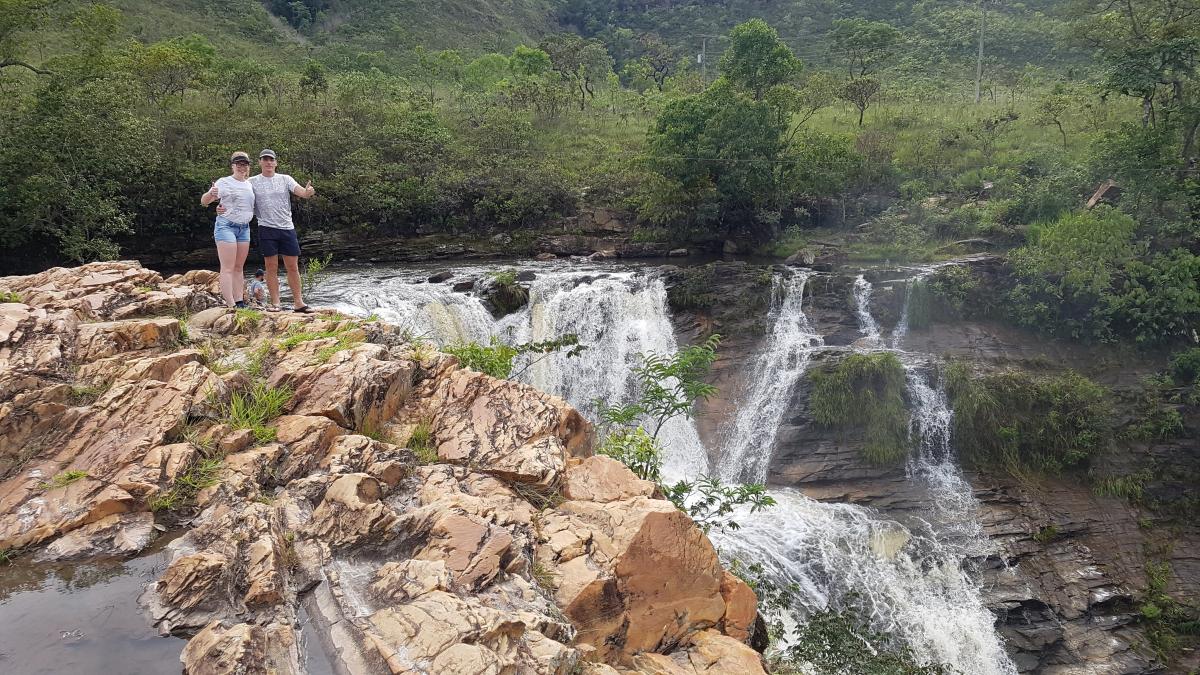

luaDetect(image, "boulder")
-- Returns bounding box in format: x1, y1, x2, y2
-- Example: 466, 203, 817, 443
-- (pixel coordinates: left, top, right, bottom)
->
181, 621, 300, 675
538, 496, 737, 662
417, 367, 594, 487
562, 455, 655, 503
630, 630, 767, 675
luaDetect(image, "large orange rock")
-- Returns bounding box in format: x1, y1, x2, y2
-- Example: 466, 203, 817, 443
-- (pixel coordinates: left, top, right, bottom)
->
538, 496, 739, 663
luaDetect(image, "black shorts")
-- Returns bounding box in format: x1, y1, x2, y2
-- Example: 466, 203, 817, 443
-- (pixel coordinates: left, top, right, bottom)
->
258, 226, 301, 257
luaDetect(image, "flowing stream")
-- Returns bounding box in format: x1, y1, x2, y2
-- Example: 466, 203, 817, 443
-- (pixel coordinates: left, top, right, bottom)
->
313, 262, 1016, 674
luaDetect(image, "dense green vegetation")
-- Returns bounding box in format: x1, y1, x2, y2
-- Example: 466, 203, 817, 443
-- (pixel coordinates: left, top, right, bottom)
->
1, 0, 1196, 337
809, 352, 909, 465
944, 362, 1112, 475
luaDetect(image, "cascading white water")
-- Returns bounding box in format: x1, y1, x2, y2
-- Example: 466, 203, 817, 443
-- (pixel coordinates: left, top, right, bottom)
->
711, 271, 1015, 674
316, 264, 709, 478
315, 262, 1016, 674
711, 488, 1016, 674
852, 275, 883, 347
716, 272, 823, 484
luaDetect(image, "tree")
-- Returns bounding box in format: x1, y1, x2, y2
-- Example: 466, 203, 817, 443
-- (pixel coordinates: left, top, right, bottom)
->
718, 18, 801, 100
0, 0, 55, 75
829, 18, 901, 79
298, 59, 328, 99
637, 33, 675, 92
837, 76, 881, 127
212, 58, 267, 108
1073, 0, 1200, 173
539, 33, 613, 110
126, 35, 213, 106
641, 78, 788, 240
462, 53, 509, 93
414, 45, 463, 103
1033, 87, 1073, 148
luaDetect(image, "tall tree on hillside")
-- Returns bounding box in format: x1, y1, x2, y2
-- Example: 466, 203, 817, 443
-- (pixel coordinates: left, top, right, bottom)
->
539, 33, 612, 111
1073, 0, 1200, 222
829, 18, 901, 79
718, 18, 802, 100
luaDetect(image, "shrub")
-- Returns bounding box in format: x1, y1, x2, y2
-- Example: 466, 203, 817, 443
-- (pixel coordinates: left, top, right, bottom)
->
783, 607, 950, 674
1170, 348, 1200, 385
945, 363, 1111, 475
809, 352, 909, 465
599, 426, 662, 483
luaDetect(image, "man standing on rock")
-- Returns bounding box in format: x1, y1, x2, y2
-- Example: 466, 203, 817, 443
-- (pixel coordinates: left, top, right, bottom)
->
249, 149, 316, 313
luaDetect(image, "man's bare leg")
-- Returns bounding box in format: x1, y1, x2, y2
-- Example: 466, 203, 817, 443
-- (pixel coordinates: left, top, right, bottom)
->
264, 255, 281, 306
283, 255, 305, 308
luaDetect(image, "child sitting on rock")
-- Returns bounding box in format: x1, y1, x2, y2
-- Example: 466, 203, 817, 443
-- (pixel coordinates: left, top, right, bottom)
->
246, 269, 267, 307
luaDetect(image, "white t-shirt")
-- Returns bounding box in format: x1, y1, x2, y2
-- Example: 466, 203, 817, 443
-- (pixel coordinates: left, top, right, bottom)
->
250, 173, 300, 230
215, 176, 255, 224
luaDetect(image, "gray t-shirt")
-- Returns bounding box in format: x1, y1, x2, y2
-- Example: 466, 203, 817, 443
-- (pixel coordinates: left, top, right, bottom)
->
215, 176, 255, 224
250, 173, 300, 230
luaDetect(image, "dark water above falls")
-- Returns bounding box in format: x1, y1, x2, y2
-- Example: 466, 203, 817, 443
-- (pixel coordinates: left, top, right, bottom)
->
0, 541, 185, 674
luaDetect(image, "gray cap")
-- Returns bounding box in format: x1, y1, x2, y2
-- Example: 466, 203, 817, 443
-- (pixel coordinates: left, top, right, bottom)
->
259, 148, 277, 160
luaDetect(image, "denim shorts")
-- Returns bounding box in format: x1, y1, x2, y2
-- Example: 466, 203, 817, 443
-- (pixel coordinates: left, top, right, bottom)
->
214, 216, 250, 243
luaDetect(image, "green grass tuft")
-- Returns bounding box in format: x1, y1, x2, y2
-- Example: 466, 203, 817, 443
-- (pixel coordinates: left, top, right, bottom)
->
234, 308, 263, 333
225, 382, 292, 444
38, 470, 88, 491
408, 419, 437, 464
0, 290, 23, 303
151, 457, 224, 512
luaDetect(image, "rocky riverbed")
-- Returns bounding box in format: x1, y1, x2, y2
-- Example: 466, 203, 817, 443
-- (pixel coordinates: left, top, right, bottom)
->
0, 261, 764, 674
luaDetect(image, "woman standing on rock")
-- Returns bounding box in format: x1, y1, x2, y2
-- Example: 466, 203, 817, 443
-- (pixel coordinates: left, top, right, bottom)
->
200, 151, 255, 308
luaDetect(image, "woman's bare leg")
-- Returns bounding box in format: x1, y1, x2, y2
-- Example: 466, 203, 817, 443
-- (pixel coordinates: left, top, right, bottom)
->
216, 241, 238, 307
233, 242, 250, 302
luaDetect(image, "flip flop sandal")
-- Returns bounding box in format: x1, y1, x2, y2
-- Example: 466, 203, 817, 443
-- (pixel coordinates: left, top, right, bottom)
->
265, 304, 282, 312
293, 305, 314, 314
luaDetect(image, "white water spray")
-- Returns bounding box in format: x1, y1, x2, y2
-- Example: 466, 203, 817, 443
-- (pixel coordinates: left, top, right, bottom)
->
852, 275, 883, 347
716, 272, 823, 484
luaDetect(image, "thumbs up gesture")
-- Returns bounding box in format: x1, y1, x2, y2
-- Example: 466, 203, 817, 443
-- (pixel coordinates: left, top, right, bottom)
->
207, 181, 219, 199
305, 180, 315, 197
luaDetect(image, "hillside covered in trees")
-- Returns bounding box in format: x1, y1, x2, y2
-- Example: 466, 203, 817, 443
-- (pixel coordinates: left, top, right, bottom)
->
1, 0, 1198, 347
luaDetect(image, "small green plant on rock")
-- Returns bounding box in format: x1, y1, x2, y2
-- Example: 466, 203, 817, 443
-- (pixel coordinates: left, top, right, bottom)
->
444, 334, 584, 380
1033, 524, 1061, 544
151, 457, 223, 512
224, 382, 292, 444
408, 419, 437, 464
234, 308, 263, 333
302, 253, 334, 295
0, 290, 22, 303
38, 470, 88, 491
68, 381, 108, 406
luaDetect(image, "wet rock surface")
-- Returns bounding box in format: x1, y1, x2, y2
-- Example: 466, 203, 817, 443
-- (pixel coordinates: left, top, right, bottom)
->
664, 258, 1198, 674
0, 261, 760, 674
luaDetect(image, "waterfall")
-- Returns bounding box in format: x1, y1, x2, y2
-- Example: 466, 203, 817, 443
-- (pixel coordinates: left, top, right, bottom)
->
711, 271, 1015, 674
852, 275, 883, 347
711, 488, 1016, 674
716, 272, 823, 484
315, 262, 1016, 674
316, 264, 709, 478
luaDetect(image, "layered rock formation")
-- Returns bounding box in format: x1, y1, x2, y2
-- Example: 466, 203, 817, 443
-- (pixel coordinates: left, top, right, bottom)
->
666, 260, 1198, 674
0, 262, 763, 674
